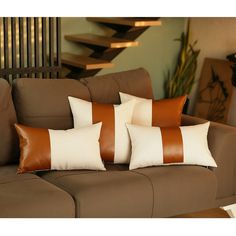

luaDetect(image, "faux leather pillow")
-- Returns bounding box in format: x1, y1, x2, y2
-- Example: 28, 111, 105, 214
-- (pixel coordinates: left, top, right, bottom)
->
15, 123, 105, 173
68, 96, 135, 164
127, 122, 217, 170
119, 92, 186, 127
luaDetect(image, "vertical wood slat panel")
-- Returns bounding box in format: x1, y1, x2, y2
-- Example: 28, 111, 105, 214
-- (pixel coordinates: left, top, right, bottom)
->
56, 18, 61, 78
3, 18, 9, 81
42, 17, 47, 78
49, 17, 54, 78
19, 17, 24, 78
27, 18, 32, 77
0, 17, 61, 80
34, 17, 39, 78
11, 18, 17, 80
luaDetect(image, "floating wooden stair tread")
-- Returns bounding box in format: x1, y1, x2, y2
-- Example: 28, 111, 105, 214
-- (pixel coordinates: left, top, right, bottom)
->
65, 33, 138, 48
61, 53, 113, 70
87, 17, 162, 27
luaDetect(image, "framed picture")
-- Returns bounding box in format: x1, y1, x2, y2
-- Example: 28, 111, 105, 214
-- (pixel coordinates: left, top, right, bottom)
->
194, 58, 233, 123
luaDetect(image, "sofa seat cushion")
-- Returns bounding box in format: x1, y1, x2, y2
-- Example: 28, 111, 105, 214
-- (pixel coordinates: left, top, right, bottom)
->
39, 164, 153, 218
132, 165, 217, 217
0, 165, 75, 217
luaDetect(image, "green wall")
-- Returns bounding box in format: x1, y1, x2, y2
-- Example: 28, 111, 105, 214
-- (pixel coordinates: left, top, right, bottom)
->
61, 18, 186, 99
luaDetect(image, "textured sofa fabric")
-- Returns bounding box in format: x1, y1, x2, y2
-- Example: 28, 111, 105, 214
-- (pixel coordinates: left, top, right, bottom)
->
39, 164, 217, 218
182, 115, 236, 202
133, 166, 217, 217
0, 79, 18, 165
0, 67, 235, 217
81, 68, 154, 104
13, 78, 91, 130
0, 165, 75, 217
39, 164, 153, 218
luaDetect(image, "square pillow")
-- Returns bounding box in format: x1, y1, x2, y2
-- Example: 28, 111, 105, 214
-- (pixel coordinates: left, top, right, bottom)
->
119, 92, 186, 127
127, 122, 217, 170
68, 97, 135, 164
15, 123, 105, 173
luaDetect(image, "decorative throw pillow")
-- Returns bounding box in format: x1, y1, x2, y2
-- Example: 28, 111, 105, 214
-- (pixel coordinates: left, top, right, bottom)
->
127, 122, 217, 170
68, 97, 135, 164
119, 92, 187, 127
15, 123, 106, 173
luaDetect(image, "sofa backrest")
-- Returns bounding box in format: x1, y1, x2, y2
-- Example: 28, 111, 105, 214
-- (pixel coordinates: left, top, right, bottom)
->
12, 79, 90, 130
13, 68, 153, 131
0, 79, 18, 165
81, 68, 153, 103
0, 67, 153, 166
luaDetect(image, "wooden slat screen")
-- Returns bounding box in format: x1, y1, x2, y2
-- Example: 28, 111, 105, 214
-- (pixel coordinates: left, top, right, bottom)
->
0, 17, 61, 82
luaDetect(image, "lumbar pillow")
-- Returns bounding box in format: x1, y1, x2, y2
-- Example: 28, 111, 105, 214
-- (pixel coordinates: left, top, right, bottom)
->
15, 123, 106, 173
68, 97, 135, 164
119, 92, 186, 127
127, 122, 217, 170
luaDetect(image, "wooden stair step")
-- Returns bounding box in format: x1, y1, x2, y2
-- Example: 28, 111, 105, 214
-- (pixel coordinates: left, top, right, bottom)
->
61, 53, 113, 70
65, 33, 138, 48
87, 17, 162, 27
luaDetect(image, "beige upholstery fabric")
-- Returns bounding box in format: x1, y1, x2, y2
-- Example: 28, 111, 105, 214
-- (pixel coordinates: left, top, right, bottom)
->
15, 123, 105, 173
120, 92, 186, 127
68, 97, 135, 163
127, 123, 217, 169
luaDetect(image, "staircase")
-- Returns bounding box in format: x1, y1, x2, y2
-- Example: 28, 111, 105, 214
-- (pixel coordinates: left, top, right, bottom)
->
61, 17, 162, 79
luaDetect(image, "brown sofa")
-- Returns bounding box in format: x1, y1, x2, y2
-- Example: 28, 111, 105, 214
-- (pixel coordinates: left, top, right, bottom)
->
0, 67, 236, 218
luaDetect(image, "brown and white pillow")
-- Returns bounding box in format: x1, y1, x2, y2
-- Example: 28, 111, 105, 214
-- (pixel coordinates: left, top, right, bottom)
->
127, 122, 217, 170
119, 92, 186, 127
15, 123, 105, 173
68, 97, 135, 164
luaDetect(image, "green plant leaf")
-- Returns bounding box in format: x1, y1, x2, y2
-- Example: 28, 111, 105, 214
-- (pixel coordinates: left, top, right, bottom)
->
164, 20, 200, 98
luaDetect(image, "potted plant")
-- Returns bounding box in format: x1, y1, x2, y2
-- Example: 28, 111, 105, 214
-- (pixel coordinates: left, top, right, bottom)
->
164, 20, 200, 113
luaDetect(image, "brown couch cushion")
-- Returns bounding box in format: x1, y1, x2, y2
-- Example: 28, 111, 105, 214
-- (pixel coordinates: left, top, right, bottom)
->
81, 68, 154, 104
0, 165, 75, 217
39, 164, 153, 218
133, 165, 217, 217
0, 79, 18, 166
182, 114, 236, 201
39, 164, 217, 218
12, 78, 91, 129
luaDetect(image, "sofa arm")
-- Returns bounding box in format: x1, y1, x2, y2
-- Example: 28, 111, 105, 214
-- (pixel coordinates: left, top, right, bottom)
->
182, 115, 236, 199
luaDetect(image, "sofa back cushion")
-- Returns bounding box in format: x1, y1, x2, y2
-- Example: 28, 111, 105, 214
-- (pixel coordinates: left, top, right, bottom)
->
0, 79, 18, 165
13, 79, 91, 130
81, 68, 154, 104
13, 68, 154, 131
